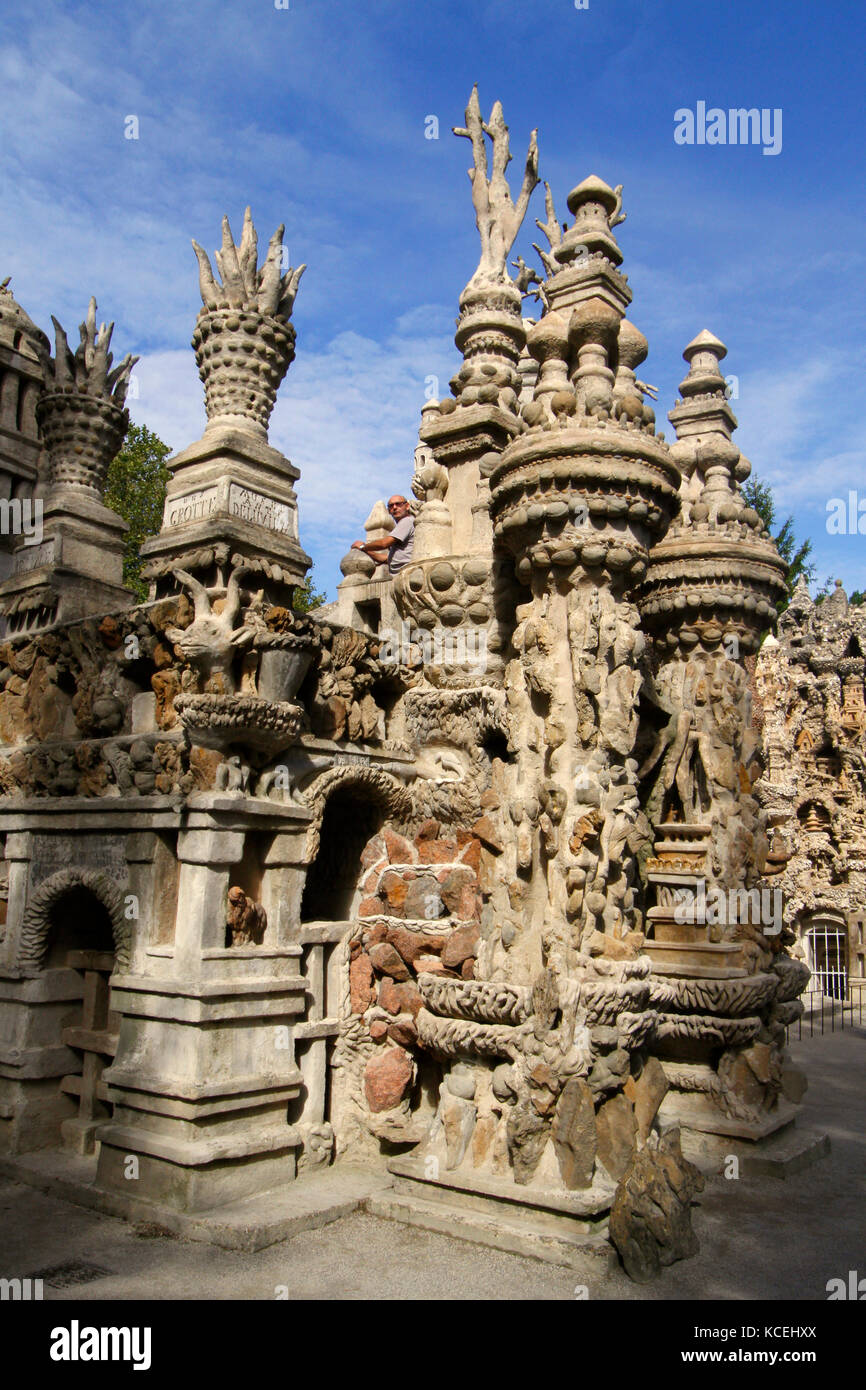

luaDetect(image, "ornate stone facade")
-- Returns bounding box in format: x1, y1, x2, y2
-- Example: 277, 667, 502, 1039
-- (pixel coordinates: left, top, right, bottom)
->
0, 97, 817, 1278
755, 579, 866, 999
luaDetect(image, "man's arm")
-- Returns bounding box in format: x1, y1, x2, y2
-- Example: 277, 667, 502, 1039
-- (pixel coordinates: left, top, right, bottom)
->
351, 534, 399, 561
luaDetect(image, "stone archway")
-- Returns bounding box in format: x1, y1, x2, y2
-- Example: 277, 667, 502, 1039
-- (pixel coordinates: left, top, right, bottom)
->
299, 767, 411, 923
300, 766, 412, 864
18, 869, 131, 974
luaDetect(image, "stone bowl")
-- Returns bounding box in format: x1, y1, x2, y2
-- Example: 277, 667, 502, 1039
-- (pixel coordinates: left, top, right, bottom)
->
174, 692, 303, 758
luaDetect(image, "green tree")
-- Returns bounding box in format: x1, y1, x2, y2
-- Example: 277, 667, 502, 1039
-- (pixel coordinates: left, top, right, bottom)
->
741, 473, 816, 607
102, 422, 171, 601
292, 567, 327, 613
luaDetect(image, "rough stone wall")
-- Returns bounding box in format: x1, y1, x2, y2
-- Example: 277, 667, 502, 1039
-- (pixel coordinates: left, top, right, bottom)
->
334, 819, 483, 1152
0, 605, 409, 804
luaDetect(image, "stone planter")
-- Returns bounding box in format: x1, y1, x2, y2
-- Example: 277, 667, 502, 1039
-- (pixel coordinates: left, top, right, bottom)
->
255, 631, 318, 702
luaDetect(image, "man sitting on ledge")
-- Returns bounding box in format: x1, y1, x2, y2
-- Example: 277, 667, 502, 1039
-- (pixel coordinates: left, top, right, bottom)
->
351, 495, 414, 575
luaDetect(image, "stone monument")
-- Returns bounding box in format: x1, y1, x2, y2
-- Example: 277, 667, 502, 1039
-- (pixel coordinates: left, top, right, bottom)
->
0, 97, 818, 1277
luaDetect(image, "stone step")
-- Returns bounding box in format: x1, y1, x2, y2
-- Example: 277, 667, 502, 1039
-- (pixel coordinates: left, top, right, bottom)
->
680, 1122, 831, 1178
0, 1150, 392, 1252
369, 1183, 618, 1272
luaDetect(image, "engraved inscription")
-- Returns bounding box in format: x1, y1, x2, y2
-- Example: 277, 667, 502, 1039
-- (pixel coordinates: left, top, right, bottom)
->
30, 834, 127, 886
14, 540, 55, 574
229, 484, 292, 535
166, 489, 218, 528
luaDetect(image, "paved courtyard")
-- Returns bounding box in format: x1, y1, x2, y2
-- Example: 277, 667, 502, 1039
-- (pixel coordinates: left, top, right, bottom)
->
1, 1023, 863, 1301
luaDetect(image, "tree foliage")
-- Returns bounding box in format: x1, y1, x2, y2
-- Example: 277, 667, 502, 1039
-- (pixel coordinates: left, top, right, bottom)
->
292, 567, 327, 613
740, 473, 816, 607
102, 422, 171, 602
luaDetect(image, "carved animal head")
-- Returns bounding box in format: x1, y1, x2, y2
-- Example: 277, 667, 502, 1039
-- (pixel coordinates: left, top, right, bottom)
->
165, 568, 253, 688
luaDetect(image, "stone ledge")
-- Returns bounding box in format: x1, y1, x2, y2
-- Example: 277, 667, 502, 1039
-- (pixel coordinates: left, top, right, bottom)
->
369, 1186, 618, 1272
294, 1018, 340, 1041
103, 1068, 303, 1103
0, 1043, 79, 1078
97, 1121, 300, 1166
0, 970, 86, 1002
388, 1153, 614, 1219
113, 973, 307, 999
659, 1092, 801, 1140
679, 1122, 831, 1179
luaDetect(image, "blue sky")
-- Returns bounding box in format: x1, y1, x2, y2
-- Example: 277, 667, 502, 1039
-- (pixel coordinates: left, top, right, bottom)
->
1, 0, 863, 599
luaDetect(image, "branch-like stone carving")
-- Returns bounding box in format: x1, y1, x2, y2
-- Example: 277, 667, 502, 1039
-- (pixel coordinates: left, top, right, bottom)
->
192, 207, 306, 318
453, 86, 539, 291
37, 299, 139, 499
45, 297, 138, 404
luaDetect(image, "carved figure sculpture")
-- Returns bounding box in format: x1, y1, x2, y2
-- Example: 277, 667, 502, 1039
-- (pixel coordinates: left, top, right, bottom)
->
226, 886, 267, 946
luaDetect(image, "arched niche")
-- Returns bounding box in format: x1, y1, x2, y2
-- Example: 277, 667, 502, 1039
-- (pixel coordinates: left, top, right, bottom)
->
18, 869, 131, 974
300, 767, 411, 923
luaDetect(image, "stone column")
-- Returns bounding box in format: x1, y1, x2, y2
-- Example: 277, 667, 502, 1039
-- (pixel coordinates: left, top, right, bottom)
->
96, 797, 313, 1214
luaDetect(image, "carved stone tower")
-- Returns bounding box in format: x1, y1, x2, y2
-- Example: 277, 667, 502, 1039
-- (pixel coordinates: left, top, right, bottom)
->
0, 298, 137, 632
140, 209, 311, 607
638, 331, 809, 1164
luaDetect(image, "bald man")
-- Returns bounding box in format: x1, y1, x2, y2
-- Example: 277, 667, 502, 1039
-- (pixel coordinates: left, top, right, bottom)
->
351, 495, 414, 574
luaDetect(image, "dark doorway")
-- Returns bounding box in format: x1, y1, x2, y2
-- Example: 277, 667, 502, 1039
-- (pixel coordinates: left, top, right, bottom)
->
45, 886, 116, 967
301, 789, 385, 922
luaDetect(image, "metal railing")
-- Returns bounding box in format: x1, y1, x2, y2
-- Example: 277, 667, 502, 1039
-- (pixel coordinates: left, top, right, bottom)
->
786, 980, 866, 1040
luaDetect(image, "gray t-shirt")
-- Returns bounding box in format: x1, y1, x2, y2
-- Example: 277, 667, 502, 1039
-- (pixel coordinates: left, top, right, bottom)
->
388, 515, 414, 573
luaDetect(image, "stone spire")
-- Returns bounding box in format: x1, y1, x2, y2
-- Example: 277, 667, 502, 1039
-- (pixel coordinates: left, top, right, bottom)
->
140, 209, 311, 605
434, 88, 540, 456
191, 207, 305, 438
390, 91, 539, 683
0, 298, 138, 631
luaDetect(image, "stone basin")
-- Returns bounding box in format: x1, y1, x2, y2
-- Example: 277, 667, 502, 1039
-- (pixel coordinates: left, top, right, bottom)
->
174, 692, 303, 759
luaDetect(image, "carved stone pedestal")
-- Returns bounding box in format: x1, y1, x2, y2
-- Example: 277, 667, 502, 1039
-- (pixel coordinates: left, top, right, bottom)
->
0, 493, 132, 634
373, 1154, 616, 1270
95, 795, 312, 1213
140, 428, 311, 601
